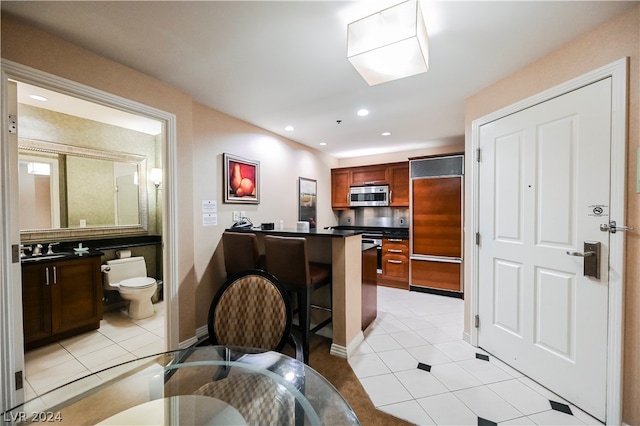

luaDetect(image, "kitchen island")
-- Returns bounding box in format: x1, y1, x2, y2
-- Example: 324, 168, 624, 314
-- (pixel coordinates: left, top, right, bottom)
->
227, 227, 366, 358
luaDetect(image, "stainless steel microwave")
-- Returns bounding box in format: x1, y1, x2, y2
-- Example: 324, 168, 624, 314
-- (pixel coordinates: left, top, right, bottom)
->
349, 185, 390, 207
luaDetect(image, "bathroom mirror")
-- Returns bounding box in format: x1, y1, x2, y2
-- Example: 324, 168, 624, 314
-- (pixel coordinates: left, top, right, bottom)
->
19, 138, 148, 240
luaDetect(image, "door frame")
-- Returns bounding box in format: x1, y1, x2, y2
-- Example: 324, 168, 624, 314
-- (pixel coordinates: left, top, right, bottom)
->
470, 57, 627, 424
0, 60, 179, 411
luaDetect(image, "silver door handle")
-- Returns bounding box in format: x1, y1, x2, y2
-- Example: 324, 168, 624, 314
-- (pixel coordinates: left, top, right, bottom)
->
600, 220, 634, 234
566, 241, 600, 279
566, 251, 595, 257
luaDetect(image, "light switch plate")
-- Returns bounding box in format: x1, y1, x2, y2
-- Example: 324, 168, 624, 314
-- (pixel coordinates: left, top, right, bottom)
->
233, 211, 239, 221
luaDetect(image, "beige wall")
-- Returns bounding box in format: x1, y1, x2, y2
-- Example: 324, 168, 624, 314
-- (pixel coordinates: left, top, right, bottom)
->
464, 6, 640, 424
1, 14, 197, 342
1, 13, 343, 341
191, 102, 339, 330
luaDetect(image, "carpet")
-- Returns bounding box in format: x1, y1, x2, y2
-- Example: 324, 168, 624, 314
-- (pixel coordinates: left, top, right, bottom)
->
285, 335, 413, 426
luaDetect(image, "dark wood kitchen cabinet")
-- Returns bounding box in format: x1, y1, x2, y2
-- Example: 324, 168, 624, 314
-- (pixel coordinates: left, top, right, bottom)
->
331, 168, 351, 209
388, 163, 409, 207
22, 255, 103, 350
331, 161, 409, 209
350, 165, 387, 186
379, 237, 409, 290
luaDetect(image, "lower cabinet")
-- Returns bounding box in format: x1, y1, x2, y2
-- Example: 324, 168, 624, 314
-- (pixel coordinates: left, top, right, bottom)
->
378, 238, 409, 290
22, 256, 103, 350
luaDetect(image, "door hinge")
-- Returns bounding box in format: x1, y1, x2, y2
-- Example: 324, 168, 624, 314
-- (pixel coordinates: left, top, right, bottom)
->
15, 371, 23, 390
475, 232, 480, 245
8, 114, 17, 134
475, 315, 480, 328
476, 148, 481, 162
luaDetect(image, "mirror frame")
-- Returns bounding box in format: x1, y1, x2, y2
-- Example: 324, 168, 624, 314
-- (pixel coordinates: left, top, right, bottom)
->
19, 138, 149, 242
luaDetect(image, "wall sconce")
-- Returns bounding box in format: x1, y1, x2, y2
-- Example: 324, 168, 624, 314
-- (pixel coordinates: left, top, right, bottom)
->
149, 167, 162, 189
347, 0, 429, 86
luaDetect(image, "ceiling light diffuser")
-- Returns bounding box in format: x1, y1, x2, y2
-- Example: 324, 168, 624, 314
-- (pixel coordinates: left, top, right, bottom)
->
285, 126, 294, 131
29, 94, 48, 102
347, 0, 429, 86
357, 109, 369, 116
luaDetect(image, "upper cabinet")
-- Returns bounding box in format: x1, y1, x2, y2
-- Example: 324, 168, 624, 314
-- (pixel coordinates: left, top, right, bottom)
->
331, 162, 409, 209
331, 169, 351, 209
387, 163, 409, 207
350, 165, 387, 186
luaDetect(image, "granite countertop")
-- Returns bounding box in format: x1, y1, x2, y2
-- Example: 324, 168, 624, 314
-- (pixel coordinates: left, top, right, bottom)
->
226, 227, 364, 238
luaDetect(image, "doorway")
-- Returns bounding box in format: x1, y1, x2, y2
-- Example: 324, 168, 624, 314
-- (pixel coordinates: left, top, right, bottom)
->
0, 61, 178, 411
470, 59, 627, 424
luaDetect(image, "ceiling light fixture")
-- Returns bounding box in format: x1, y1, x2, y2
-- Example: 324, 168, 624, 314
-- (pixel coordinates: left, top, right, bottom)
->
357, 109, 369, 117
28, 94, 48, 102
284, 126, 294, 131
381, 132, 392, 136
319, 142, 327, 146
347, 0, 429, 86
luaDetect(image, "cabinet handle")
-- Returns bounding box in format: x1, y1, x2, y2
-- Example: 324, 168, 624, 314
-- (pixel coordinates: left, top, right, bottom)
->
388, 239, 403, 242
53, 266, 57, 284
45, 267, 50, 286
387, 259, 403, 264
388, 249, 403, 253
390, 190, 393, 203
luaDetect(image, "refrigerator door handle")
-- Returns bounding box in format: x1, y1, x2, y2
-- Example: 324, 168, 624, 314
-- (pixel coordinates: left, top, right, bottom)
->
410, 255, 462, 263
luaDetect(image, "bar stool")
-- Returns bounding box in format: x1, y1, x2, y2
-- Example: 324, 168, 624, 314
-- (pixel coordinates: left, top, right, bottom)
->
222, 231, 264, 279
264, 235, 332, 364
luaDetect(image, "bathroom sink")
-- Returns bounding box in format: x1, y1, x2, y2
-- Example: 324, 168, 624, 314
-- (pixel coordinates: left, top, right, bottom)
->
21, 253, 71, 263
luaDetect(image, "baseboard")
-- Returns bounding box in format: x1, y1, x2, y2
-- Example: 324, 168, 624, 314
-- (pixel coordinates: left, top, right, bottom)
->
330, 331, 366, 359
463, 331, 472, 345
178, 336, 198, 349
195, 324, 208, 340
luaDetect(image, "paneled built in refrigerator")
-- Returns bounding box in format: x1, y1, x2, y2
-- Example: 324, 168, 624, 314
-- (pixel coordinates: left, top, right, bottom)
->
409, 155, 463, 296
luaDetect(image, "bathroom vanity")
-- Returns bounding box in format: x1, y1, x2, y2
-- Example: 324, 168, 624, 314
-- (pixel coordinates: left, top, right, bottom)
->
22, 251, 103, 350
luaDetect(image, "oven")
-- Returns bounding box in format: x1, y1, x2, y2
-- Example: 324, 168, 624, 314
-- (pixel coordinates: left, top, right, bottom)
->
361, 233, 382, 274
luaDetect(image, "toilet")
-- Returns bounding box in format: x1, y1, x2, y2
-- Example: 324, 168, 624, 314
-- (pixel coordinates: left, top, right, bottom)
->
103, 256, 158, 319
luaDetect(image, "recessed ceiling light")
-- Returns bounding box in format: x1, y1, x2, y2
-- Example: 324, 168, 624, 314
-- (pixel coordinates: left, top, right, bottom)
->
381, 132, 392, 136
357, 109, 369, 117
29, 94, 48, 102
319, 142, 327, 146
285, 125, 294, 131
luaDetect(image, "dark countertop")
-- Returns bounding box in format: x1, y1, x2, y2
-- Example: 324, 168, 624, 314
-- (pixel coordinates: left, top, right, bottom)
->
330, 226, 409, 239
226, 227, 364, 238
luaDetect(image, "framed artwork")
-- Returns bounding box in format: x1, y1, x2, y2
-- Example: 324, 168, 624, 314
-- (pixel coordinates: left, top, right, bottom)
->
298, 177, 317, 229
223, 153, 260, 204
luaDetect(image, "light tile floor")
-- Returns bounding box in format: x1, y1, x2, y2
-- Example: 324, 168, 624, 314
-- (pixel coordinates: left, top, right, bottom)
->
24, 302, 165, 400
352, 287, 603, 426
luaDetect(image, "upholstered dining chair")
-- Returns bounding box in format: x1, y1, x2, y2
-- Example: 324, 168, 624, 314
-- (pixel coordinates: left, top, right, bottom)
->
263, 235, 332, 364
201, 269, 304, 425
222, 231, 264, 279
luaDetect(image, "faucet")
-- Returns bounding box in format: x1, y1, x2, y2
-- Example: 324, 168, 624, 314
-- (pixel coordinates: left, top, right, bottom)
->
46, 242, 60, 255
32, 244, 43, 256
19, 245, 31, 258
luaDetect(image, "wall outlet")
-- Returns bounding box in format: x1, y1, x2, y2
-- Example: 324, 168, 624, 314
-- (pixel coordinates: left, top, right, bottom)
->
233, 211, 240, 221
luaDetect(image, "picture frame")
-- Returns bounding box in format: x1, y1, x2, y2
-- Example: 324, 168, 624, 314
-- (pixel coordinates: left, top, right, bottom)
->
298, 177, 317, 229
223, 153, 260, 204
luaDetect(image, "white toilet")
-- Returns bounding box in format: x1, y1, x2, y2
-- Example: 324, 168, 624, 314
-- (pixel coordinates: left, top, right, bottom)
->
103, 256, 158, 320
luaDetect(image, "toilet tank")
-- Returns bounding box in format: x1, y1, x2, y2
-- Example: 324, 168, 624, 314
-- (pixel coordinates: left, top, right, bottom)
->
104, 257, 149, 289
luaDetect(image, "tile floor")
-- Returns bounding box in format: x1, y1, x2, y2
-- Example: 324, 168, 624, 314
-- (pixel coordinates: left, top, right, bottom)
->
24, 302, 165, 401
351, 286, 603, 426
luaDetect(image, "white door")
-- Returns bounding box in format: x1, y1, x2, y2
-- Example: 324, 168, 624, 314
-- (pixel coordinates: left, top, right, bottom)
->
477, 78, 611, 421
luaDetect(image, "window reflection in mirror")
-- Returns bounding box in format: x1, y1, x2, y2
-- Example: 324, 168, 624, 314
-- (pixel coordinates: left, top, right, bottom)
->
18, 138, 147, 232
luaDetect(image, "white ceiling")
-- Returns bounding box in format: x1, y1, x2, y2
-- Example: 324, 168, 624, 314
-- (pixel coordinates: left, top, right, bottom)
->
2, 1, 636, 158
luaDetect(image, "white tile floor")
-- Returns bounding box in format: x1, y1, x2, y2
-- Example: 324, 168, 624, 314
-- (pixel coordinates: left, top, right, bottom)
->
24, 302, 165, 400
351, 287, 603, 426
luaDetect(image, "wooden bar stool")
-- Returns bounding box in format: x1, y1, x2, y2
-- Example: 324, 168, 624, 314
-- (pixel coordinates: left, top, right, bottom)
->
264, 235, 332, 364
222, 231, 264, 279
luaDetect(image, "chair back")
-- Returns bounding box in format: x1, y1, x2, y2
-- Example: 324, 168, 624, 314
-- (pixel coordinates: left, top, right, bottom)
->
222, 231, 261, 277
264, 235, 311, 287
208, 270, 292, 351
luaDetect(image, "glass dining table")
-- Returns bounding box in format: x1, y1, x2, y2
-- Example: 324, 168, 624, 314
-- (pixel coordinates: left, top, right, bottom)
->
3, 346, 360, 425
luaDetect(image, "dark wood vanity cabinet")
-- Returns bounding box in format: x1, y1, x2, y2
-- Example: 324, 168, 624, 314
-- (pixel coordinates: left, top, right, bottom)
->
22, 256, 103, 350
